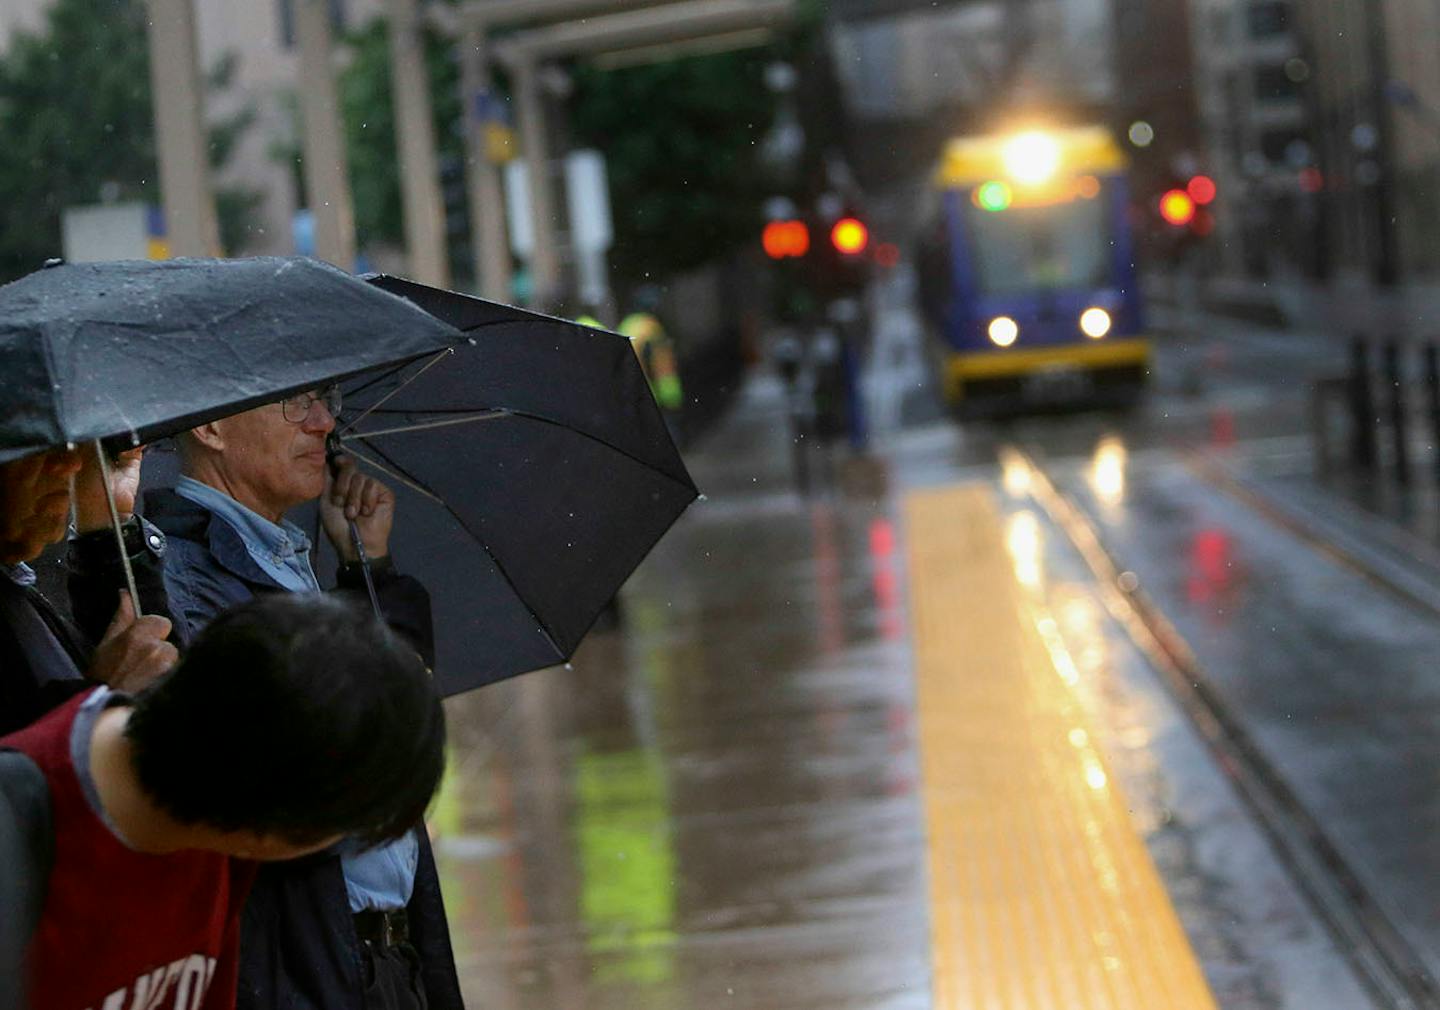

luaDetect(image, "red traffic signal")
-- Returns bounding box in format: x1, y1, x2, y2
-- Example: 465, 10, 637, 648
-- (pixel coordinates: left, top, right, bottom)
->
831, 217, 869, 255
1159, 189, 1197, 227
763, 220, 810, 259
1186, 175, 1217, 206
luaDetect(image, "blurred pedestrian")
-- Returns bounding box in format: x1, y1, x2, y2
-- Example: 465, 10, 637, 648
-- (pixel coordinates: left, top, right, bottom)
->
0, 592, 446, 1010
0, 444, 177, 738
619, 288, 685, 444
142, 387, 462, 1010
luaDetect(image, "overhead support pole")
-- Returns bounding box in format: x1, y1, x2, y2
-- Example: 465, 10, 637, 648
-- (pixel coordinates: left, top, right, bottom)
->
458, 29, 512, 301
387, 0, 450, 287
453, 0, 686, 32
147, 0, 220, 257
296, 0, 357, 269
512, 57, 563, 311
493, 0, 793, 62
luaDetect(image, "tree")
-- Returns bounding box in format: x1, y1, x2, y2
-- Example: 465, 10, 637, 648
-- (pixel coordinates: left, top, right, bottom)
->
0, 0, 259, 283
568, 49, 783, 293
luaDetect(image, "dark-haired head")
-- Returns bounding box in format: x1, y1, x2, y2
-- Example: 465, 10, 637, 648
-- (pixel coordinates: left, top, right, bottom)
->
125, 593, 445, 850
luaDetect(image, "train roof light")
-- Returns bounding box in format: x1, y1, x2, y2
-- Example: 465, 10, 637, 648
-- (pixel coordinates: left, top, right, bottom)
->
1003, 131, 1062, 186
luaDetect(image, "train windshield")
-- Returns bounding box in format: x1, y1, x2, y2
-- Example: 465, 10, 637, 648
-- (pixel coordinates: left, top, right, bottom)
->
962, 191, 1111, 297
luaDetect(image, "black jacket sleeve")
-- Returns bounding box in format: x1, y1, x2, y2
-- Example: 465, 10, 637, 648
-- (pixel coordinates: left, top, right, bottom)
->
334, 557, 435, 670
0, 750, 53, 1010
65, 517, 172, 647
407, 830, 465, 1010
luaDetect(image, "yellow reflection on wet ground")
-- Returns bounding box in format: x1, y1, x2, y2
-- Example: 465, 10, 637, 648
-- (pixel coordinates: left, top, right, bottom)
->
1005, 509, 1046, 590
907, 483, 1217, 1008
574, 747, 678, 988
1088, 435, 1128, 510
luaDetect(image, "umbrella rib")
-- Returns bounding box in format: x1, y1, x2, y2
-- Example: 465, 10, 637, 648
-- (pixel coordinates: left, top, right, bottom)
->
340, 444, 449, 507
338, 347, 456, 437
352, 436, 569, 664
339, 412, 510, 440
347, 408, 697, 497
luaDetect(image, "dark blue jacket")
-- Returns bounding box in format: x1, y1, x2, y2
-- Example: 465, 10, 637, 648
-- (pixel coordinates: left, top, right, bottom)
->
143, 487, 463, 1010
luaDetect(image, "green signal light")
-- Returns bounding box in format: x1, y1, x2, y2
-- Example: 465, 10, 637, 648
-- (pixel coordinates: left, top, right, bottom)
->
975, 181, 1013, 212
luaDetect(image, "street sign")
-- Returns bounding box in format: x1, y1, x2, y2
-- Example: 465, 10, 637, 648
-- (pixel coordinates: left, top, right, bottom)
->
565, 150, 613, 253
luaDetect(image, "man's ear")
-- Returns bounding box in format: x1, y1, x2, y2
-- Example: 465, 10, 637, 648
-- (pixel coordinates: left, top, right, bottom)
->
187, 422, 225, 453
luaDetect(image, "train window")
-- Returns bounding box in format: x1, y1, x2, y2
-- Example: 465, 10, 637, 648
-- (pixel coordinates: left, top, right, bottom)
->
962, 190, 1111, 297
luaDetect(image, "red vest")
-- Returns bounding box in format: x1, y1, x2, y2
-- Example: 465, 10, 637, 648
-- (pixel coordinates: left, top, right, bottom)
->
1, 692, 254, 1010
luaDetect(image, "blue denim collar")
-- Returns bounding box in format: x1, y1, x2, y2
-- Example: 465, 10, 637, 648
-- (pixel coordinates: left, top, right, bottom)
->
174, 476, 319, 593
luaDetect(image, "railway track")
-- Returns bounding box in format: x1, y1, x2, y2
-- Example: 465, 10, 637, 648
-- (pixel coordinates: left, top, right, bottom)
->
1001, 442, 1440, 1010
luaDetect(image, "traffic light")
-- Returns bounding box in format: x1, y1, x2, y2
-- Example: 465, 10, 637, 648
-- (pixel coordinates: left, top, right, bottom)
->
830, 217, 869, 256
810, 211, 871, 298
763, 220, 810, 259
1186, 175, 1217, 205
1159, 189, 1196, 227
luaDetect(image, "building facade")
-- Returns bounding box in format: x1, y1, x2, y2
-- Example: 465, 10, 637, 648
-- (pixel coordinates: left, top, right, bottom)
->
1, 0, 386, 259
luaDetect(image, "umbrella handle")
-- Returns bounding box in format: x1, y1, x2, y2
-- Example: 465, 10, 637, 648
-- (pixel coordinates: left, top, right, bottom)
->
91, 441, 142, 618
326, 434, 383, 620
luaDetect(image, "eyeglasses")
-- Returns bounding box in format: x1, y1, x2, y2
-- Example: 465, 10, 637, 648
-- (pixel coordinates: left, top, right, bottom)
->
279, 385, 342, 423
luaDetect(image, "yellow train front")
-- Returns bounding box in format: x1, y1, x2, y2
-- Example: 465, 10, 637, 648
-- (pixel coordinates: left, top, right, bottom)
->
915, 125, 1151, 412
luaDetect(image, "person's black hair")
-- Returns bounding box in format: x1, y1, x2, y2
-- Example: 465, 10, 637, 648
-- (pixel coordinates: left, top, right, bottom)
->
125, 593, 445, 847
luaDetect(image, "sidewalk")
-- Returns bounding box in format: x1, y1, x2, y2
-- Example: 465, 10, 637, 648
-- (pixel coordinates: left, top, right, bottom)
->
1150, 270, 1440, 339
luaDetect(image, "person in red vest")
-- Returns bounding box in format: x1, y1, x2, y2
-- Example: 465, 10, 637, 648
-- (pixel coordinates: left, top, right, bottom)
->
0, 592, 447, 1010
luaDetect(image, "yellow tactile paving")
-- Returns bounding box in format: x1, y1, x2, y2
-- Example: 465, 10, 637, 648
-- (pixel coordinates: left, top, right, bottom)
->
905, 484, 1218, 1010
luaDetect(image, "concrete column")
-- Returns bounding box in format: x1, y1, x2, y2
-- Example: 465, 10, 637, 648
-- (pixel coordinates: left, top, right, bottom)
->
296, 0, 356, 269
387, 0, 450, 286
146, 0, 220, 257
459, 28, 513, 301
514, 58, 562, 309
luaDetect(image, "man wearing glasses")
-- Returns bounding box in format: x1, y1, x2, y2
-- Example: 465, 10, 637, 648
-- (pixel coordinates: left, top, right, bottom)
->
141, 388, 464, 1010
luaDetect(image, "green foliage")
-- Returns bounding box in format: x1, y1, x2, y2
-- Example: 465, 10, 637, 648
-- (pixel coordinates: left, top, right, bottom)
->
0, 0, 259, 283
339, 17, 463, 251
569, 50, 782, 291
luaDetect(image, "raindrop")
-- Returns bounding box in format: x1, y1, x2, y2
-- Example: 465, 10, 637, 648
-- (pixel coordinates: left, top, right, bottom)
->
564, 663, 574, 671
696, 494, 709, 502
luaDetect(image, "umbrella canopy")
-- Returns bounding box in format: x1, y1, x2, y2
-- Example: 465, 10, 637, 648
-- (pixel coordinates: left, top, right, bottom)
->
0, 257, 461, 464
334, 275, 699, 695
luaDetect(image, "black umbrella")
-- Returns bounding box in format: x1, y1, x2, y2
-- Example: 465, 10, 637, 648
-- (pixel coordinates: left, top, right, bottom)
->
0, 257, 461, 464
327, 275, 699, 696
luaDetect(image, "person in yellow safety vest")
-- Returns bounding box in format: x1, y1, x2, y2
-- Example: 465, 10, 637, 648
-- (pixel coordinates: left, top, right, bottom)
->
618, 310, 684, 414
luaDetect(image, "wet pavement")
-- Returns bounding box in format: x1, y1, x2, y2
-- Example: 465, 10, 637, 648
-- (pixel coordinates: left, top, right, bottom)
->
432, 373, 927, 1009
427, 269, 1440, 1008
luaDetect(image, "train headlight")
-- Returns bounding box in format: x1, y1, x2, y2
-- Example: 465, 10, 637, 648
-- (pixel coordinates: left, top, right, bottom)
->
1079, 307, 1112, 339
1003, 131, 1061, 186
988, 316, 1019, 347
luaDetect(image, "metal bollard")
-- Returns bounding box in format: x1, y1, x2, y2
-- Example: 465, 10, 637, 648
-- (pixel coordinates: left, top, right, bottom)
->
1385, 339, 1410, 484
1426, 343, 1440, 479
1349, 335, 1378, 470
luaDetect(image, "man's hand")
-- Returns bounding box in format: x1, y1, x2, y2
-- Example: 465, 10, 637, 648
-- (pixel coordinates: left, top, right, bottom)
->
88, 592, 177, 693
320, 455, 394, 563
72, 446, 144, 533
